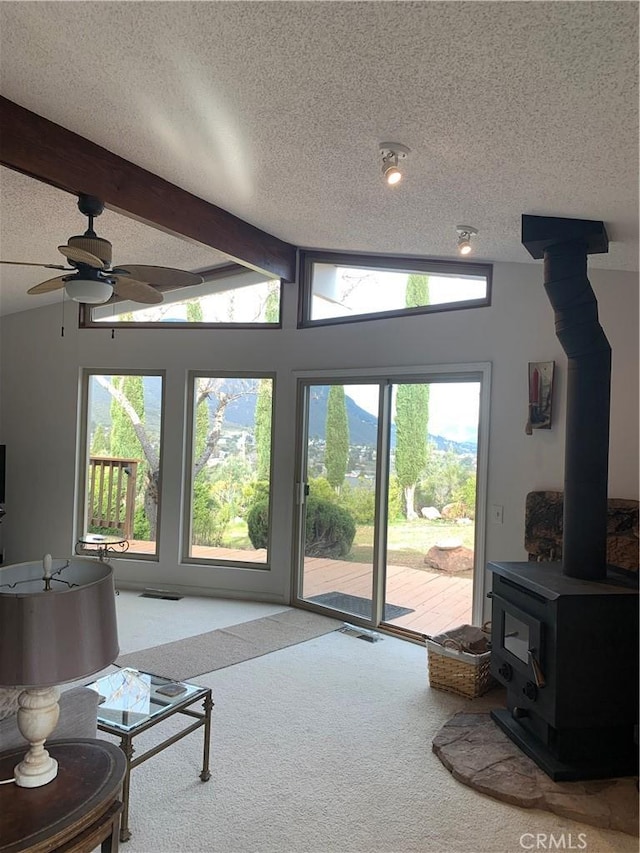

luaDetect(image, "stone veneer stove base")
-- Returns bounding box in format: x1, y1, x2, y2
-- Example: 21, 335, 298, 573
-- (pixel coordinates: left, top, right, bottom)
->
433, 711, 639, 837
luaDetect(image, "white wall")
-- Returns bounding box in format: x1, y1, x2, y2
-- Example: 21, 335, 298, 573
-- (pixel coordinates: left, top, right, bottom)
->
0, 261, 637, 607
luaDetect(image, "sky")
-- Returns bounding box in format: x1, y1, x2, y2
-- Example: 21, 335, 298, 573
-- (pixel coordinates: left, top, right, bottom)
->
312, 268, 486, 320
345, 382, 481, 445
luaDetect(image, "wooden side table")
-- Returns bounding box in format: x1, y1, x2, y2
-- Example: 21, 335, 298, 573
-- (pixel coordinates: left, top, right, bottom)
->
0, 739, 126, 853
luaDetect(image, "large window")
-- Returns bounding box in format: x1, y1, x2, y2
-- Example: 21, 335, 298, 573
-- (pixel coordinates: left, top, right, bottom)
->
184, 373, 275, 567
299, 251, 491, 327
81, 267, 281, 328
80, 371, 164, 558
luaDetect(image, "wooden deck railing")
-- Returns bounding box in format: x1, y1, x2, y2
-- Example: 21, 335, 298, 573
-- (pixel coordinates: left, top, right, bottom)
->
88, 456, 139, 538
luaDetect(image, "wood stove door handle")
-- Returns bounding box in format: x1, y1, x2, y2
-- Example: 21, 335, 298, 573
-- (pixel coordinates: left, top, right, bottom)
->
528, 650, 546, 688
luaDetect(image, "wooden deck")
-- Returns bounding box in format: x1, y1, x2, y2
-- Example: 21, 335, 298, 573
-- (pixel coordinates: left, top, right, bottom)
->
122, 540, 473, 637
300, 556, 472, 636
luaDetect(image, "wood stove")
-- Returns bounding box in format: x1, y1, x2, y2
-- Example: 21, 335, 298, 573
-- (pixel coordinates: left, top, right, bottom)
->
489, 215, 639, 781
489, 561, 638, 780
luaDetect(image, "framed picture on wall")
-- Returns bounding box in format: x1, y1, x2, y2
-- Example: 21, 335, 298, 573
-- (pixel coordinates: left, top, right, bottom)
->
527, 361, 555, 432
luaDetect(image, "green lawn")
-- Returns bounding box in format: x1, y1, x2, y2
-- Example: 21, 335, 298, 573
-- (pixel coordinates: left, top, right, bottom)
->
221, 518, 253, 549
221, 515, 474, 571
348, 519, 474, 570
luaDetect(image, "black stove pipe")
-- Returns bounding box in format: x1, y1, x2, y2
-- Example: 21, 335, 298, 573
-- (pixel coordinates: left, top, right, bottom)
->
522, 215, 611, 581
543, 243, 611, 580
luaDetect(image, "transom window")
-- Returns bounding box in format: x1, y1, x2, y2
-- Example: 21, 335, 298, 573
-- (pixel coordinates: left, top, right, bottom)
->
299, 251, 491, 327
81, 267, 281, 328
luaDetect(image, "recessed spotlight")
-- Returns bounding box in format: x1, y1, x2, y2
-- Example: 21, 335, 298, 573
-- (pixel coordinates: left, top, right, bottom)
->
379, 143, 410, 186
456, 226, 478, 256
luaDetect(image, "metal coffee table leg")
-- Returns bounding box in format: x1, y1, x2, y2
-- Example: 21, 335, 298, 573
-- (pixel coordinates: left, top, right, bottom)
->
118, 735, 134, 843
200, 691, 213, 782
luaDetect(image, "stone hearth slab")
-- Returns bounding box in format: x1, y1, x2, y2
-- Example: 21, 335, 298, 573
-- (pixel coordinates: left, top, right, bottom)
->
433, 711, 638, 836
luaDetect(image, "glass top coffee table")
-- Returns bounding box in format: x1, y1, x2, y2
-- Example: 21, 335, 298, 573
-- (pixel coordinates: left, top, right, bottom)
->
87, 667, 213, 843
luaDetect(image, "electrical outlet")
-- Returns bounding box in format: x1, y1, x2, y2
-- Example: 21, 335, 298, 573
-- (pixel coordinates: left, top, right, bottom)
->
490, 504, 504, 524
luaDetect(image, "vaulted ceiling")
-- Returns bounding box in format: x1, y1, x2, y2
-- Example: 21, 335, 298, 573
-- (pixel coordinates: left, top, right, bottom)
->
0, 1, 637, 316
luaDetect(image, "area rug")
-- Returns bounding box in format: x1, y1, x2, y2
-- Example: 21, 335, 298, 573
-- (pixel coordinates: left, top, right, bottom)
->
308, 591, 413, 619
433, 711, 639, 836
116, 608, 340, 680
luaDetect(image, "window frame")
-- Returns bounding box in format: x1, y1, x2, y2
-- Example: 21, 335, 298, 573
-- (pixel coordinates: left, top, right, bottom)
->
78, 265, 284, 330
297, 250, 492, 328
181, 370, 276, 570
77, 368, 166, 561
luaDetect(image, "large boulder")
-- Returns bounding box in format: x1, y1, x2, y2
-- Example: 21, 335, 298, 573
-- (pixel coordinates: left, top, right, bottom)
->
425, 542, 474, 573
421, 506, 441, 520
441, 502, 465, 519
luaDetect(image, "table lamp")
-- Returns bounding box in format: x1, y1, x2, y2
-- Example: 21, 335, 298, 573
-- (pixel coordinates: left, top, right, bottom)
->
0, 555, 119, 787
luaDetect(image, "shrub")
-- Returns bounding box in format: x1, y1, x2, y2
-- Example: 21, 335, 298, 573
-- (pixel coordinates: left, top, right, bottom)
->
308, 476, 335, 502
304, 497, 355, 558
338, 483, 376, 525
386, 476, 404, 522
192, 477, 232, 546
247, 497, 270, 550
247, 495, 356, 558
133, 504, 151, 540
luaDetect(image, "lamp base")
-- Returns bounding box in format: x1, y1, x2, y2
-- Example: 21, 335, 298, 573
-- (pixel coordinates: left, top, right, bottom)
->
14, 754, 58, 788
14, 686, 60, 788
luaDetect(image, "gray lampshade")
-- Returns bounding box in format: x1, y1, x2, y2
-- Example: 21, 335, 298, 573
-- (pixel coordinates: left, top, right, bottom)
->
0, 558, 119, 687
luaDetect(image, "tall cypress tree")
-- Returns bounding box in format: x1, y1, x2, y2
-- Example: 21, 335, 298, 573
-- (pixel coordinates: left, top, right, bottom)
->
325, 384, 349, 492
110, 375, 145, 462
395, 274, 430, 519
188, 304, 209, 463
108, 374, 147, 532
187, 299, 204, 324
254, 286, 278, 480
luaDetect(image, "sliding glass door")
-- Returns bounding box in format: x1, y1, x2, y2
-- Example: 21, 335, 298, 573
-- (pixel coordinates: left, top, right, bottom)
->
382, 381, 481, 636
294, 368, 488, 639
297, 383, 381, 622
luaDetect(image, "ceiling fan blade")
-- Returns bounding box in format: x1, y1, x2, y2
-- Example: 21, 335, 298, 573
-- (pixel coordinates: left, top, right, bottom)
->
113, 276, 164, 304
111, 265, 203, 288
27, 275, 68, 295
1, 260, 71, 270
58, 245, 105, 269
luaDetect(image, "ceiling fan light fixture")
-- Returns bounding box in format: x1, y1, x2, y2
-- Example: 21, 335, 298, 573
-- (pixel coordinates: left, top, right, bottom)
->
456, 226, 478, 256
2, 194, 200, 309
379, 142, 410, 186
64, 277, 113, 304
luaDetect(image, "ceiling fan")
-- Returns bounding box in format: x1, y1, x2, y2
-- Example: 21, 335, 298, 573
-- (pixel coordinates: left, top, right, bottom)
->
0, 194, 204, 305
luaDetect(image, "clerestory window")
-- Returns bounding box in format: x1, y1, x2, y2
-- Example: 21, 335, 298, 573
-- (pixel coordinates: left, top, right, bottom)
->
298, 251, 491, 327
80, 266, 282, 328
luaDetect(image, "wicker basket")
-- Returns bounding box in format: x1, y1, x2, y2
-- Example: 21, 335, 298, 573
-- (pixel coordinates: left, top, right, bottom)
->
426, 624, 494, 699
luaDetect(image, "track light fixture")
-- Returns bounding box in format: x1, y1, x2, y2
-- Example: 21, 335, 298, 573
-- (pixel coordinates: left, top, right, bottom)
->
379, 143, 410, 186
456, 226, 478, 256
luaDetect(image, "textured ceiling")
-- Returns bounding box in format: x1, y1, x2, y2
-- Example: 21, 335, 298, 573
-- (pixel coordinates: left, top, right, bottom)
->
0, 1, 638, 315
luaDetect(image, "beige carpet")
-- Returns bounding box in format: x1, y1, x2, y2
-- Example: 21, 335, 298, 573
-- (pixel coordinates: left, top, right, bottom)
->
101, 630, 638, 853
116, 608, 340, 679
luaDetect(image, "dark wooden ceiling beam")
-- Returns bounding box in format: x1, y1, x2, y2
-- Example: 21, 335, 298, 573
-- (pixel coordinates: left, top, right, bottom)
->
0, 97, 296, 282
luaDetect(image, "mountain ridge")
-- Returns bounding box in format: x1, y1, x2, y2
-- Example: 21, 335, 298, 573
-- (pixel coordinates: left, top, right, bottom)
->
89, 378, 477, 454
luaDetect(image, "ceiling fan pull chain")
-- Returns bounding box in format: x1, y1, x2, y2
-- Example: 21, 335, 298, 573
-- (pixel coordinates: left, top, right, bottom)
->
61, 289, 65, 337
